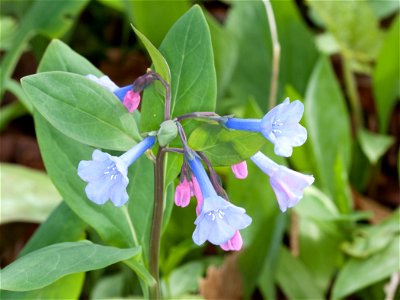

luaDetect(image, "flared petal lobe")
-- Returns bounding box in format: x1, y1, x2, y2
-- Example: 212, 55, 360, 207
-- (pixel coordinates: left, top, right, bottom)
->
250, 152, 314, 212
224, 98, 307, 157
260, 98, 307, 157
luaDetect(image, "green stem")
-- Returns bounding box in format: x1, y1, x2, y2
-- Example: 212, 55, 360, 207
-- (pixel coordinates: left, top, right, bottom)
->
343, 58, 363, 129
263, 0, 280, 109
149, 148, 166, 299
0, 101, 28, 132
0, 29, 33, 100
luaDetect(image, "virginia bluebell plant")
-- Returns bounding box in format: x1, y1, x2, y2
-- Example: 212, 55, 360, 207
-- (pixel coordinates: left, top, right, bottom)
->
78, 69, 314, 248
77, 69, 313, 298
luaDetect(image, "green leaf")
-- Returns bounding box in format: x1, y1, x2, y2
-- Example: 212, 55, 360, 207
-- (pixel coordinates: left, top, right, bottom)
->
140, 5, 216, 132
19, 202, 86, 257
272, 0, 319, 99
276, 247, 325, 300
332, 235, 400, 298
224, 1, 271, 109
130, 1, 190, 47
188, 123, 266, 166
205, 12, 239, 102
161, 261, 204, 298
373, 16, 400, 132
224, 0, 318, 109
341, 210, 400, 258
91, 273, 124, 299
0, 0, 89, 98
357, 129, 395, 164
307, 0, 383, 63
241, 213, 287, 299
0, 241, 139, 291
297, 214, 345, 291
21, 71, 141, 151
38, 39, 102, 76
0, 16, 17, 51
0, 273, 84, 300
131, 26, 171, 84
34, 112, 136, 248
0, 163, 61, 224
305, 56, 352, 199
124, 256, 156, 287
127, 156, 154, 261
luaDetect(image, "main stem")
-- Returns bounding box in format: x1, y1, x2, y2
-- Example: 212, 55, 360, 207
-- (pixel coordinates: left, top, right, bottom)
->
343, 58, 363, 129
149, 148, 166, 299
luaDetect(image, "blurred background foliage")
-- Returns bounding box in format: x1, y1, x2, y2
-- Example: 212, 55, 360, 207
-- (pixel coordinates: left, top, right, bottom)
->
0, 0, 399, 299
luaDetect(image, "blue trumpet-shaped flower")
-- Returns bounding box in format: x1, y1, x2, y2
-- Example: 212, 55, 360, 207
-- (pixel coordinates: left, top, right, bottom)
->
225, 98, 307, 157
250, 152, 314, 212
187, 155, 252, 246
78, 136, 155, 207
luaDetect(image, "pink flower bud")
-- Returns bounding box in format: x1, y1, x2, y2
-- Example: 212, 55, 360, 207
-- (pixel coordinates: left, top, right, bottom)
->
123, 90, 141, 112
174, 178, 191, 207
231, 161, 248, 179
220, 230, 243, 251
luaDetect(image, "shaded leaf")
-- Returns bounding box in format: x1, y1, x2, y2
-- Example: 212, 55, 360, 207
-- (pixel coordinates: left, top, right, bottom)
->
373, 16, 400, 132
131, 26, 170, 84
358, 129, 395, 164
188, 123, 266, 166
305, 56, 352, 199
19, 202, 86, 257
0, 163, 61, 224
276, 247, 324, 300
0, 273, 84, 300
38, 39, 102, 76
332, 236, 400, 298
0, 241, 139, 291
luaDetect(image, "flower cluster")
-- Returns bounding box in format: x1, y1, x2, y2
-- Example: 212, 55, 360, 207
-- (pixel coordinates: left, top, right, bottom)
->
78, 71, 313, 252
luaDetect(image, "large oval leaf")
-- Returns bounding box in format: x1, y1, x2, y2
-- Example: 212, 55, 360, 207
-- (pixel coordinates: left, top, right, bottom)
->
21, 71, 141, 151
0, 241, 139, 291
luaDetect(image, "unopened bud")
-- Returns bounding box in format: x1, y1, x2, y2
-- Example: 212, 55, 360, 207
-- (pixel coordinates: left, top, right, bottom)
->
157, 120, 178, 146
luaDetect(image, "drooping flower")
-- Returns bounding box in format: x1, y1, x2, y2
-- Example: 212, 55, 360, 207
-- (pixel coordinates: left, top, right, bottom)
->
78, 136, 156, 207
250, 151, 314, 212
187, 155, 252, 247
86, 74, 141, 112
231, 161, 248, 179
224, 98, 307, 157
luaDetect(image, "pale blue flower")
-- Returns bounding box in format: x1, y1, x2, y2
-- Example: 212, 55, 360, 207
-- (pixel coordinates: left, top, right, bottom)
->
187, 156, 252, 246
224, 98, 307, 157
250, 152, 314, 212
78, 136, 155, 207
85, 74, 133, 102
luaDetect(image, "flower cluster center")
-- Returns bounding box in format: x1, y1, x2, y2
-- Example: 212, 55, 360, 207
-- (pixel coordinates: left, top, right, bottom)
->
103, 163, 120, 181
207, 209, 225, 221
272, 119, 283, 136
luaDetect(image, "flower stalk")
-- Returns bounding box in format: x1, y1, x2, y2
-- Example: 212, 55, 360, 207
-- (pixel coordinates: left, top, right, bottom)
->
149, 148, 166, 299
